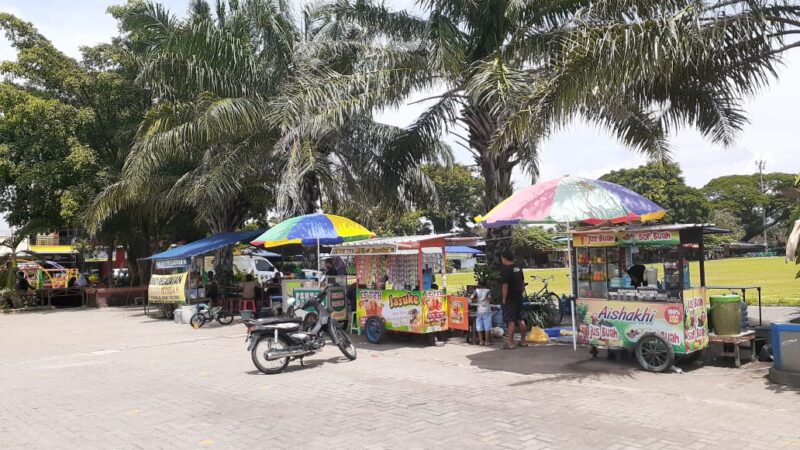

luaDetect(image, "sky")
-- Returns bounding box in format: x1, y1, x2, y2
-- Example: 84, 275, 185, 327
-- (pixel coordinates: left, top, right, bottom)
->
1, 0, 799, 231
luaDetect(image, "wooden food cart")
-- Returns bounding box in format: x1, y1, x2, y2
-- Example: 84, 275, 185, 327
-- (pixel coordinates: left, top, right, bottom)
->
331, 234, 474, 344
570, 224, 728, 372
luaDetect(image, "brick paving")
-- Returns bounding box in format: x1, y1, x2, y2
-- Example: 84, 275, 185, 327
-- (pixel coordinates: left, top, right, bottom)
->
1, 308, 799, 449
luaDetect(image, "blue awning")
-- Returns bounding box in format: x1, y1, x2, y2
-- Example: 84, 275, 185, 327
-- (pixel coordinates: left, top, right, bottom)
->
147, 230, 265, 261
445, 246, 483, 255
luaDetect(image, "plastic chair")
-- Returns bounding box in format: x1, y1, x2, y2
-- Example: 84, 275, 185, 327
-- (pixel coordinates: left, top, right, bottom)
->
240, 299, 256, 313
349, 312, 361, 335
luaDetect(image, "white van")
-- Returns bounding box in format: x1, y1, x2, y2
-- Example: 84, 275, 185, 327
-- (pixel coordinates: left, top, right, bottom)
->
233, 255, 279, 283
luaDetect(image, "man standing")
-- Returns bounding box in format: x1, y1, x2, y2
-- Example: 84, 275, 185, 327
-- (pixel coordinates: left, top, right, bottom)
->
500, 252, 527, 349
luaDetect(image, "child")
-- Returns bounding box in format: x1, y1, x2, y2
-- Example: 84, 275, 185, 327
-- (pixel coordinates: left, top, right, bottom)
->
469, 285, 494, 346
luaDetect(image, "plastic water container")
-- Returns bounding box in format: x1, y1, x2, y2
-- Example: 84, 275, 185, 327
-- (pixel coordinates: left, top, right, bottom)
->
710, 294, 742, 335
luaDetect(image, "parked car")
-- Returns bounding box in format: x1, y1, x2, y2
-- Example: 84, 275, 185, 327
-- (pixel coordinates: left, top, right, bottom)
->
233, 255, 279, 284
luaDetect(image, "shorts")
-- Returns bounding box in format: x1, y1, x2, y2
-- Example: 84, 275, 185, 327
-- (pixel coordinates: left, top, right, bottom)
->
475, 312, 493, 331
503, 301, 524, 323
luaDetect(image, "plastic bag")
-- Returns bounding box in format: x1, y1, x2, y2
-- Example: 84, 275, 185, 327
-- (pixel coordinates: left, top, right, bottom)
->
527, 326, 549, 343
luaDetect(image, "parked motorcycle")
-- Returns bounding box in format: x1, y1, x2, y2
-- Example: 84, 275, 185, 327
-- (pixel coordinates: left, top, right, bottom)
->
245, 281, 356, 374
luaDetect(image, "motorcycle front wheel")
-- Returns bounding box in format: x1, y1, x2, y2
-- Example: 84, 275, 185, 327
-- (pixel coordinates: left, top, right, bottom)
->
251, 336, 290, 374
335, 326, 357, 361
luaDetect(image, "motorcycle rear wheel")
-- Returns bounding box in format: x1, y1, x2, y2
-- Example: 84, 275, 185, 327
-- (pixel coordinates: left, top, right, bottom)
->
335, 326, 357, 361
251, 336, 289, 374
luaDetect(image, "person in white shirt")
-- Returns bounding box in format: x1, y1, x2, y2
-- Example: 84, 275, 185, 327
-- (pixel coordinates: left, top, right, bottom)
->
469, 284, 494, 346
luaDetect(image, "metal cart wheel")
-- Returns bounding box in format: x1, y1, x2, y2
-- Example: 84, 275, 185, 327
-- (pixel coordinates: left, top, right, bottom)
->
635, 333, 675, 372
364, 316, 385, 344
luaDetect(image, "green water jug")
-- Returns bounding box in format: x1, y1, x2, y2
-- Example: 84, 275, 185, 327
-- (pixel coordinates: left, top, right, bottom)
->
709, 294, 742, 336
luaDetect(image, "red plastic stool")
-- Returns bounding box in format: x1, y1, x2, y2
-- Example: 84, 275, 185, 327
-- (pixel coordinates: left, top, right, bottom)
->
239, 299, 256, 313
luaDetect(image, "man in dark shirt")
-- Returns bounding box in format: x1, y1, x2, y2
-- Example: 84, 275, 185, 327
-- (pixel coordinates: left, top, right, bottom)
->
500, 252, 527, 349
16, 271, 31, 292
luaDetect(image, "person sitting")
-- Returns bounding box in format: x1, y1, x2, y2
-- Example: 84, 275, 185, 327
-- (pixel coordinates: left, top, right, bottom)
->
67, 277, 77, 288
324, 258, 339, 276
239, 274, 259, 300
627, 264, 648, 288
76, 273, 89, 288
16, 271, 31, 293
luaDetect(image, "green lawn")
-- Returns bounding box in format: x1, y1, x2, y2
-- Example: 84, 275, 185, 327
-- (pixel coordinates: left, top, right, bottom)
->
439, 257, 800, 306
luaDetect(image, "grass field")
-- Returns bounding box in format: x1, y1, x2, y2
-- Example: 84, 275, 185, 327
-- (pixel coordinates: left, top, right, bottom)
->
439, 256, 800, 306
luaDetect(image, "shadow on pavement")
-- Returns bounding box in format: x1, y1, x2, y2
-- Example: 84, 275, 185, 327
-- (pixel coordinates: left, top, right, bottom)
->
245, 354, 353, 375
466, 344, 639, 382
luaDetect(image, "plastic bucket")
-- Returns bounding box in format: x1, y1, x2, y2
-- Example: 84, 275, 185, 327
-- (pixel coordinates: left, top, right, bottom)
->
709, 294, 742, 335
544, 328, 561, 338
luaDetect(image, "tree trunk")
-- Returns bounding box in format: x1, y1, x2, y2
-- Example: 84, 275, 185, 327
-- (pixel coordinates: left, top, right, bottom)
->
299, 173, 321, 270
464, 105, 517, 266
207, 199, 248, 285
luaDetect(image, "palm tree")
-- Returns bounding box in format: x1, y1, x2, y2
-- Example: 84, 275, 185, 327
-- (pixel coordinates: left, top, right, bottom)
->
90, 0, 449, 278
287, 0, 800, 260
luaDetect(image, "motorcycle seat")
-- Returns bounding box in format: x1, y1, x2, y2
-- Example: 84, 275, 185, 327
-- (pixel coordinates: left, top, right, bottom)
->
253, 317, 302, 325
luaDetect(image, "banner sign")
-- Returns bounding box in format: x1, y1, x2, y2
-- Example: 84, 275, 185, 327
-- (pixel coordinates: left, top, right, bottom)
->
332, 246, 397, 255
575, 290, 708, 353
620, 230, 680, 246
448, 296, 469, 331
148, 273, 188, 304
573, 233, 617, 248
154, 258, 192, 269
574, 230, 680, 247
357, 289, 448, 334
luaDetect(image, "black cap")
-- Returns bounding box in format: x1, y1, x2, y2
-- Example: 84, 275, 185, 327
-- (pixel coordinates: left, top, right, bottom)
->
501, 251, 514, 261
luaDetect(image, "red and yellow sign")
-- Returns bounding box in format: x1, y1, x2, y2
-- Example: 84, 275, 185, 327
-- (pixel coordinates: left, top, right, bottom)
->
448, 296, 469, 331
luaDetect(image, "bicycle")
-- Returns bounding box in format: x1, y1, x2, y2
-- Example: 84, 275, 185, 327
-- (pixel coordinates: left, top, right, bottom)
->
523, 275, 562, 327
190, 303, 234, 328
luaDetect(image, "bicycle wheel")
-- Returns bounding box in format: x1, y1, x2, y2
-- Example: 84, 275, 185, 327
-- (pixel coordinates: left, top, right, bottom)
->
546, 293, 563, 324
190, 313, 206, 329
216, 311, 234, 325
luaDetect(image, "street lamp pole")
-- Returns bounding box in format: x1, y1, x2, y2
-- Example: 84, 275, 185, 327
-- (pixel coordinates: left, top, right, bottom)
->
756, 160, 768, 255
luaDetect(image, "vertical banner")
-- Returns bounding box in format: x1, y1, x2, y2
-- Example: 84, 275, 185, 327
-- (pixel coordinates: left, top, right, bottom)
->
448, 296, 469, 331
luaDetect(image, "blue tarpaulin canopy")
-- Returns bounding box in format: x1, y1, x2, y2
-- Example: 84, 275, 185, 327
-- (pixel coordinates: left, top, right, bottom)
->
445, 246, 483, 255
147, 230, 265, 261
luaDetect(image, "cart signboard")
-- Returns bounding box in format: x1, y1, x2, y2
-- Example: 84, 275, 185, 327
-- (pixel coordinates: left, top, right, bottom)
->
148, 273, 188, 303
448, 296, 469, 331
573, 232, 616, 248
357, 289, 448, 334
575, 294, 708, 353
294, 287, 347, 322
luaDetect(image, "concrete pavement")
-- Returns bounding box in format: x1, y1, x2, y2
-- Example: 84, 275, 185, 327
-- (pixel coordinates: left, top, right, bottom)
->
0, 308, 798, 449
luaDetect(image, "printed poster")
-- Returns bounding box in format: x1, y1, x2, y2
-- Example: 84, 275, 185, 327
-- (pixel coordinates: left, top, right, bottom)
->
448, 296, 469, 331
576, 292, 709, 353
357, 289, 449, 333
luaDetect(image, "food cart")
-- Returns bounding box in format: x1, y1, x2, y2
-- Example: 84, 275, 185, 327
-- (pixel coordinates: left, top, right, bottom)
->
570, 224, 728, 372
331, 234, 474, 344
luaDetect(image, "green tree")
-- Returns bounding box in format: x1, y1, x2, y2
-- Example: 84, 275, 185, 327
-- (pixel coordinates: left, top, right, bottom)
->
421, 164, 483, 233
0, 12, 202, 284
600, 163, 712, 224
510, 226, 563, 267
296, 0, 800, 263
92, 0, 449, 276
703, 173, 799, 243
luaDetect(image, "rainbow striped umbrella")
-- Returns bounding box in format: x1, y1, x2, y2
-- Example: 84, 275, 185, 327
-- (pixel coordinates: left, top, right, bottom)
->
476, 176, 666, 227
251, 213, 375, 248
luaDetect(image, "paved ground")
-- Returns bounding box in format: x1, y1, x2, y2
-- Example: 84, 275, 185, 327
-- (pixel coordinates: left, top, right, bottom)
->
1, 308, 799, 450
